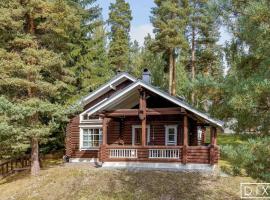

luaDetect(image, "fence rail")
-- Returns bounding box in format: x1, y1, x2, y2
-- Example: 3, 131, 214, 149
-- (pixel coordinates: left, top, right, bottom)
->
149, 149, 180, 159
0, 156, 31, 178
109, 149, 137, 158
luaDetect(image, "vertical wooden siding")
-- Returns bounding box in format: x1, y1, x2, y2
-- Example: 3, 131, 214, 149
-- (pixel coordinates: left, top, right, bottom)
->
84, 80, 133, 110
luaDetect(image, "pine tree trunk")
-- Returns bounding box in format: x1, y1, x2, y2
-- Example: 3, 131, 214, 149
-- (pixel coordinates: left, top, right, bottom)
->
191, 26, 196, 103
172, 48, 176, 96
25, 10, 41, 176
31, 137, 40, 176
168, 48, 174, 95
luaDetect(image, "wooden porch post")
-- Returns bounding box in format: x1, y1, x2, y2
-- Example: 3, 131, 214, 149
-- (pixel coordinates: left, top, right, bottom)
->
100, 116, 110, 162
210, 126, 217, 165
139, 89, 147, 146
102, 117, 108, 145
182, 115, 188, 164
210, 126, 217, 146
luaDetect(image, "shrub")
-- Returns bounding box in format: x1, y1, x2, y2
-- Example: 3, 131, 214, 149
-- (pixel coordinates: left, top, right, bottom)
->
221, 137, 270, 182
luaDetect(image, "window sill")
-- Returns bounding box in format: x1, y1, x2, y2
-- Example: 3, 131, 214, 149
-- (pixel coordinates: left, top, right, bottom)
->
166, 144, 177, 146
80, 147, 100, 151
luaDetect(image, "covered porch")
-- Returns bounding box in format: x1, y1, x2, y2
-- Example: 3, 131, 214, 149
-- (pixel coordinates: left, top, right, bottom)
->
99, 89, 219, 165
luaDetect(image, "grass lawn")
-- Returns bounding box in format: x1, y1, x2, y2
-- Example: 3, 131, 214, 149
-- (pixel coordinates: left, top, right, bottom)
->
0, 162, 254, 200
217, 133, 251, 147
0, 134, 255, 200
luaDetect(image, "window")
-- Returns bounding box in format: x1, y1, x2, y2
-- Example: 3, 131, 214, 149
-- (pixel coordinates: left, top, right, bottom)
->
165, 125, 177, 145
80, 128, 102, 149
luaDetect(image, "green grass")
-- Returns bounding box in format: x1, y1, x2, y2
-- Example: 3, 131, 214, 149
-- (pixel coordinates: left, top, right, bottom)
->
0, 164, 254, 200
217, 133, 250, 147
205, 131, 250, 147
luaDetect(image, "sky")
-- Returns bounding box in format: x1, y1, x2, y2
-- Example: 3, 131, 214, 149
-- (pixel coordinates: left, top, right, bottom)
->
97, 0, 231, 46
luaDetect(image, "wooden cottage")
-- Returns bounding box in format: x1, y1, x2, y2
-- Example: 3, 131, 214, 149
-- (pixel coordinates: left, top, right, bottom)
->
66, 70, 223, 170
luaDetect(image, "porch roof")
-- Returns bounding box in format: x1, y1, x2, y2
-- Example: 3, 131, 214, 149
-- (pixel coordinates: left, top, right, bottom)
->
82, 79, 224, 129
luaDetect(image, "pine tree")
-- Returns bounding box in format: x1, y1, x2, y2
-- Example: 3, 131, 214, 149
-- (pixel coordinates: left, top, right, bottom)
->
140, 34, 167, 89
185, 0, 223, 106
129, 40, 142, 75
68, 0, 112, 100
214, 0, 270, 133
0, 0, 81, 175
151, 0, 189, 95
108, 0, 132, 72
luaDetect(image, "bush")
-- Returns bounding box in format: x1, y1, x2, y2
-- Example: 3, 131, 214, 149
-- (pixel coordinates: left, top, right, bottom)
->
221, 137, 270, 182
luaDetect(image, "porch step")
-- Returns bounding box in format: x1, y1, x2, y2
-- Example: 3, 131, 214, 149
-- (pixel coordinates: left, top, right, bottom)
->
102, 162, 215, 172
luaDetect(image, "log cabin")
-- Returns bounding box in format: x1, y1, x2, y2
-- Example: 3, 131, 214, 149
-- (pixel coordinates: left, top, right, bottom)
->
65, 69, 224, 171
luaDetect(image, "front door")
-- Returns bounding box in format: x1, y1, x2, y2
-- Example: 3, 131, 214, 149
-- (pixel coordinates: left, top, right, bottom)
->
132, 125, 150, 145
134, 127, 142, 145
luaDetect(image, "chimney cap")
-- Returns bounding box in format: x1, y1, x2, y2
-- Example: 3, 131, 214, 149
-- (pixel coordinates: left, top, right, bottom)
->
143, 68, 151, 74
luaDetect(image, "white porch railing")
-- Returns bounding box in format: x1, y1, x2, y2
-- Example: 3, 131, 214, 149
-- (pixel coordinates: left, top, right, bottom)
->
149, 149, 180, 159
109, 149, 137, 158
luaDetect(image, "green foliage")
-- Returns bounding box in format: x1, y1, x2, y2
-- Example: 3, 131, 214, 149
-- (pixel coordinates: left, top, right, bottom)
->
187, 0, 223, 75
68, 0, 113, 100
221, 137, 270, 182
214, 0, 270, 133
151, 0, 189, 94
131, 35, 167, 89
108, 0, 132, 72
181, 0, 224, 108
151, 0, 189, 53
0, 0, 83, 159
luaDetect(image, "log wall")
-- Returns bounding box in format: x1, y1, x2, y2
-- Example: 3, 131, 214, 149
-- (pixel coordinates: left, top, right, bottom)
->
107, 115, 184, 146
65, 116, 99, 158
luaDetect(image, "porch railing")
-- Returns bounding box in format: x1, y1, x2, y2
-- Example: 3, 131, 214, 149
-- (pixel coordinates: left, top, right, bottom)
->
109, 149, 137, 159
0, 155, 31, 178
102, 145, 218, 164
149, 149, 180, 159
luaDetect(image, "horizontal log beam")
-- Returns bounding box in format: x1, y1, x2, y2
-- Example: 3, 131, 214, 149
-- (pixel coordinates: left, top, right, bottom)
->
105, 107, 186, 117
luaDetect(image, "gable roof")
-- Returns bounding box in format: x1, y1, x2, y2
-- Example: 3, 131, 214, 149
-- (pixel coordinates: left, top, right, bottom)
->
83, 79, 224, 129
78, 72, 136, 106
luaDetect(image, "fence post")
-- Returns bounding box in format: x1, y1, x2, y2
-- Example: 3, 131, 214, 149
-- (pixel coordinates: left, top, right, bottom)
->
11, 160, 13, 171
1, 164, 3, 176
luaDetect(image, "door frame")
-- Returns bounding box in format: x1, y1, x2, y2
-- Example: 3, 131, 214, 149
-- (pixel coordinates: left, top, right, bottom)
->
165, 125, 178, 146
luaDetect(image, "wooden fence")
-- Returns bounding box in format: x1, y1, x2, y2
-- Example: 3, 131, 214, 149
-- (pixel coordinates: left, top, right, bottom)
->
0, 155, 31, 178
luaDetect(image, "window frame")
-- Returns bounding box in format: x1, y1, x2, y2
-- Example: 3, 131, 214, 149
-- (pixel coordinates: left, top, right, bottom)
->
79, 125, 103, 150
165, 125, 178, 146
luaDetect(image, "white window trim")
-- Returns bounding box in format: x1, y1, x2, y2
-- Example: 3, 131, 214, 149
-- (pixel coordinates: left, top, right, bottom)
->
132, 125, 150, 146
80, 125, 102, 150
165, 125, 178, 146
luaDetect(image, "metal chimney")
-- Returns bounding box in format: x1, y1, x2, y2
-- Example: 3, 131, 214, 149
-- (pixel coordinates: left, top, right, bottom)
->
142, 68, 151, 84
